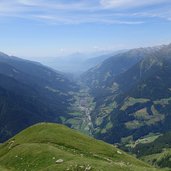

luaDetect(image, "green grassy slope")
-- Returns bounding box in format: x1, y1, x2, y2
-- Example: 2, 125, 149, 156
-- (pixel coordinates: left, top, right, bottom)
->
0, 123, 161, 171
130, 131, 171, 169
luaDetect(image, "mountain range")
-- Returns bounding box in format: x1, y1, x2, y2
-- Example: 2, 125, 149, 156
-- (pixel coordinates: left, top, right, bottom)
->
1, 44, 171, 170
33, 50, 125, 75
82, 44, 171, 144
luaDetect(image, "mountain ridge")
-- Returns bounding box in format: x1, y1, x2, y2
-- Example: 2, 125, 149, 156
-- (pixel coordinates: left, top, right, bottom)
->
1, 44, 171, 170
81, 43, 171, 145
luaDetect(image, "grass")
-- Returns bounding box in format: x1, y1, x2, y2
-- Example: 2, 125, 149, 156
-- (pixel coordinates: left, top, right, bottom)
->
154, 97, 171, 106
122, 133, 161, 148
94, 102, 116, 133
134, 108, 149, 120
125, 104, 165, 130
0, 123, 162, 171
125, 120, 144, 129
141, 149, 171, 169
135, 134, 161, 145
120, 97, 150, 111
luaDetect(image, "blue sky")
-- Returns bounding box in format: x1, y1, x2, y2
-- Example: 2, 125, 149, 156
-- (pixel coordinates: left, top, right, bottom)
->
0, 0, 171, 58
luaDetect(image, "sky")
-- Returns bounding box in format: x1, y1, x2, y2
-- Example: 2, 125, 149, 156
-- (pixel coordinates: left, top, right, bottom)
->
0, 0, 171, 59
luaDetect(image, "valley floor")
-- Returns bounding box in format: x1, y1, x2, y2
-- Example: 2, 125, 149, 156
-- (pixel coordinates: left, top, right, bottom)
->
65, 82, 95, 135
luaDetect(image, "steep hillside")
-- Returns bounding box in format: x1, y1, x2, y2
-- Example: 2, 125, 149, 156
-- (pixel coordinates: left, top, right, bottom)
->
82, 47, 160, 98
81, 44, 171, 144
0, 123, 160, 171
131, 131, 171, 168
0, 53, 77, 142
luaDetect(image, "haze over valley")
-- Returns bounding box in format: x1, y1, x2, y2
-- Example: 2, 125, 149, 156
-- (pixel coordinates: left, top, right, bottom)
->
0, 0, 171, 171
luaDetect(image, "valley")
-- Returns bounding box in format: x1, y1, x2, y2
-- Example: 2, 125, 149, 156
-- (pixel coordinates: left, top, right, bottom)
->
1, 0, 171, 170
1, 44, 171, 170
65, 83, 95, 135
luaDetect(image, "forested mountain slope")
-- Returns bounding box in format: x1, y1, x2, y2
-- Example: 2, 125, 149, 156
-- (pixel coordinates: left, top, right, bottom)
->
82, 44, 171, 144
0, 53, 77, 142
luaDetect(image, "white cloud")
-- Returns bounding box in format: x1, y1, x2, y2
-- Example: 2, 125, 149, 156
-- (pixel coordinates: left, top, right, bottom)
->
0, 0, 170, 25
17, 0, 36, 6
100, 0, 170, 8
